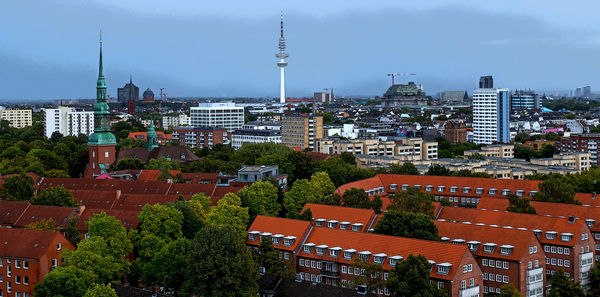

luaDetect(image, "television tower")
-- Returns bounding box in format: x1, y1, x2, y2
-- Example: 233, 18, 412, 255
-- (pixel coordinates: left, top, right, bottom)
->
276, 12, 289, 104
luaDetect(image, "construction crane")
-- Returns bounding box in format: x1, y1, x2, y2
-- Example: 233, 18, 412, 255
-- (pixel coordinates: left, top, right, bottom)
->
387, 73, 416, 85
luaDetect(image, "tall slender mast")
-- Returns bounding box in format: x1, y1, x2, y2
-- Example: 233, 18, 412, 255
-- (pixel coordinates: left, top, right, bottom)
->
276, 12, 289, 104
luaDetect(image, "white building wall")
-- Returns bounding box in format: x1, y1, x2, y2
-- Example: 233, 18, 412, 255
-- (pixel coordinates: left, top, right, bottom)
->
67, 111, 94, 136
190, 102, 244, 131
44, 107, 70, 138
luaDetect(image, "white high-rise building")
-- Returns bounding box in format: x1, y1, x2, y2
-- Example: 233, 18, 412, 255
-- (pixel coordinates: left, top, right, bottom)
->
472, 88, 510, 144
190, 102, 244, 131
44, 107, 94, 138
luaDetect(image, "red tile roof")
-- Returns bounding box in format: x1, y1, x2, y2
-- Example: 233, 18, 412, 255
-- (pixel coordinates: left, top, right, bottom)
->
111, 194, 181, 211
438, 207, 588, 246
13, 205, 79, 228
300, 227, 469, 280
575, 193, 600, 207
77, 208, 141, 231
70, 190, 120, 209
39, 178, 172, 195
137, 170, 182, 181
435, 220, 536, 261
246, 216, 312, 252
0, 201, 31, 225
0, 228, 74, 259
302, 204, 376, 232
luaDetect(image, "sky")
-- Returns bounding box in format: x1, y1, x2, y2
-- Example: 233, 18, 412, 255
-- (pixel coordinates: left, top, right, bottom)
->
1, 0, 600, 100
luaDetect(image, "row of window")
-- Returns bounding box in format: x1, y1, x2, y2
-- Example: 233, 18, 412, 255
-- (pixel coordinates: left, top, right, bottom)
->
543, 245, 571, 255
483, 273, 509, 283
0, 259, 29, 269
0, 275, 29, 285
481, 259, 510, 269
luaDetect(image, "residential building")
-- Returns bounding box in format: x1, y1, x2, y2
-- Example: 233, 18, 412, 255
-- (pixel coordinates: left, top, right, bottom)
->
511, 90, 540, 111
247, 216, 483, 297
316, 139, 396, 156
190, 102, 244, 131
242, 121, 281, 130
400, 138, 438, 160
444, 120, 467, 144
478, 197, 600, 262
435, 221, 545, 296
237, 165, 287, 188
438, 207, 595, 289
231, 129, 281, 149
301, 203, 377, 232
557, 133, 600, 165
440, 91, 469, 105
117, 77, 139, 102
171, 126, 228, 148
0, 229, 75, 297
44, 107, 94, 138
162, 114, 190, 129
472, 88, 510, 144
381, 82, 427, 107
529, 153, 591, 171
465, 144, 514, 158
281, 115, 323, 151
0, 109, 32, 128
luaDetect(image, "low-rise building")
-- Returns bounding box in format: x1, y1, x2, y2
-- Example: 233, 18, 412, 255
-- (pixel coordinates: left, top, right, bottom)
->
231, 129, 281, 149
436, 221, 545, 296
1, 109, 32, 128
171, 126, 229, 148
557, 134, 600, 165
0, 228, 75, 297
465, 144, 514, 159
317, 138, 437, 160
529, 153, 591, 171
237, 165, 287, 188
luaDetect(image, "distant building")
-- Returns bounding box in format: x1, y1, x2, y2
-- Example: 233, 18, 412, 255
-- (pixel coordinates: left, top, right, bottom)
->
237, 165, 287, 188
128, 131, 172, 145
313, 92, 333, 103
231, 129, 281, 150
1, 109, 32, 128
281, 115, 323, 151
464, 144, 514, 158
511, 90, 539, 111
440, 91, 469, 105
444, 120, 467, 144
117, 77, 139, 102
127, 99, 135, 115
381, 82, 427, 107
162, 114, 190, 129
44, 107, 95, 138
557, 133, 600, 165
172, 126, 229, 148
473, 88, 510, 144
142, 88, 155, 103
316, 137, 437, 160
478, 75, 493, 88
190, 102, 244, 131
583, 85, 592, 98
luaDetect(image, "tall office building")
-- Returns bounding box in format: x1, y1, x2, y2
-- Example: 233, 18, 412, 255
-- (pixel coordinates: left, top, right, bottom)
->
0, 109, 32, 128
190, 102, 244, 131
478, 76, 494, 88
117, 76, 139, 102
510, 90, 539, 111
473, 88, 510, 144
281, 115, 323, 151
44, 107, 94, 138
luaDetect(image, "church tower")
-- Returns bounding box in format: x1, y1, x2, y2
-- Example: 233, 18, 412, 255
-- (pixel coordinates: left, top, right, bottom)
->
145, 121, 159, 151
85, 33, 117, 178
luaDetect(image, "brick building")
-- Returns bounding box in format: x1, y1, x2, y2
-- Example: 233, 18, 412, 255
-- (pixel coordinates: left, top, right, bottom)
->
0, 229, 75, 297
444, 120, 467, 144
171, 126, 229, 148
557, 133, 600, 165
436, 221, 545, 296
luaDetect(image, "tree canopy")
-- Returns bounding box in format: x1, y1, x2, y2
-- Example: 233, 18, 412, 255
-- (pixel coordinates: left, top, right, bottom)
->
237, 180, 281, 220
506, 194, 536, 214
548, 269, 584, 297
373, 210, 439, 241
386, 254, 447, 297
387, 187, 436, 217
31, 186, 77, 207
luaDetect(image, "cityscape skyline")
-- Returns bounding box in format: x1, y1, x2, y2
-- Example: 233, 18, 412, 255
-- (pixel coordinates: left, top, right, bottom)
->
2, 1, 600, 100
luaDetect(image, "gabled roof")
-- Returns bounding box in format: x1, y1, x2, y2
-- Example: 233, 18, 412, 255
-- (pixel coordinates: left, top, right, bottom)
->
77, 208, 141, 231
438, 207, 587, 246
0, 228, 74, 259
435, 220, 535, 261
116, 146, 199, 163
111, 194, 181, 211
13, 204, 79, 228
70, 190, 120, 209
0, 200, 31, 225
137, 170, 182, 181
39, 178, 172, 195
478, 197, 600, 232
246, 216, 312, 252
574, 193, 600, 207
300, 227, 468, 280
302, 203, 376, 232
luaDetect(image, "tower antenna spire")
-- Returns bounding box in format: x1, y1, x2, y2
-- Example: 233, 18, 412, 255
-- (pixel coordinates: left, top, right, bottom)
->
276, 12, 289, 104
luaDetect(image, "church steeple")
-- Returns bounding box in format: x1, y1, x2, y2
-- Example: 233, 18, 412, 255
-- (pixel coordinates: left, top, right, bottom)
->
145, 121, 159, 151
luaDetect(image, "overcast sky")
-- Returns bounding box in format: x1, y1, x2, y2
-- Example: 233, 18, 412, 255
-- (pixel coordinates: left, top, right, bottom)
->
1, 0, 599, 100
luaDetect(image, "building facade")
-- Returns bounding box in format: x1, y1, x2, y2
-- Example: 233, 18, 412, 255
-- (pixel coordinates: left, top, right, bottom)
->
557, 134, 600, 165
231, 129, 281, 149
172, 126, 228, 148
117, 78, 139, 102
44, 107, 94, 138
281, 115, 323, 151
142, 88, 154, 102
190, 102, 244, 131
444, 120, 468, 144
0, 109, 32, 128
511, 90, 539, 111
473, 88, 510, 144
162, 114, 190, 129
381, 82, 427, 107
440, 91, 469, 105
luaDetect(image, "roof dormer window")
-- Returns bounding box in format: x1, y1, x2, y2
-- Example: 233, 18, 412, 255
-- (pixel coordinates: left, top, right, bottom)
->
401, 184, 409, 191
462, 187, 471, 194
316, 245, 328, 255
414, 185, 422, 190
271, 234, 283, 245
450, 186, 458, 193
339, 222, 351, 230
329, 247, 342, 257
475, 188, 484, 194
389, 255, 403, 267
259, 232, 272, 242
515, 190, 524, 197
327, 220, 338, 229
343, 249, 356, 260
373, 253, 387, 264
561, 233, 573, 242
437, 186, 446, 192
501, 189, 510, 196
529, 191, 538, 197
283, 236, 295, 246
532, 229, 542, 238
500, 245, 514, 255
546, 231, 557, 240
425, 185, 433, 192
315, 218, 326, 227
437, 263, 452, 275
440, 237, 450, 243
303, 243, 315, 253
389, 184, 398, 191
483, 243, 497, 253
488, 188, 497, 195
352, 223, 363, 232
586, 219, 595, 228
358, 251, 372, 261
467, 241, 480, 251
452, 239, 465, 245
247, 230, 260, 241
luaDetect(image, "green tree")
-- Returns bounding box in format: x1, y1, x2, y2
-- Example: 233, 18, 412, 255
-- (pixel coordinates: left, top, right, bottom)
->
514, 144, 537, 161
386, 163, 419, 175
548, 269, 584, 297
426, 165, 451, 176
539, 143, 558, 158
144, 238, 191, 295
466, 153, 486, 160
25, 218, 59, 230
387, 254, 447, 297
147, 157, 181, 171
387, 187, 436, 217
317, 156, 358, 187
341, 187, 371, 209
168, 199, 206, 239
205, 193, 250, 239
507, 194, 536, 214
298, 207, 313, 221
587, 263, 600, 297
498, 284, 524, 297
31, 186, 77, 207
1, 173, 34, 201
180, 225, 259, 297
65, 216, 81, 245
34, 266, 97, 297
130, 204, 184, 264
374, 210, 439, 241
348, 258, 385, 292
254, 238, 295, 278
534, 176, 579, 204
371, 195, 383, 213
340, 152, 356, 165
515, 132, 530, 144
309, 171, 337, 204
284, 179, 315, 219
237, 181, 281, 221
83, 283, 118, 297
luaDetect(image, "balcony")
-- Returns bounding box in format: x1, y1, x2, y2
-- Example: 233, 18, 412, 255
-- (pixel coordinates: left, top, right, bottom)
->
459, 285, 480, 297
527, 267, 543, 284
320, 269, 340, 278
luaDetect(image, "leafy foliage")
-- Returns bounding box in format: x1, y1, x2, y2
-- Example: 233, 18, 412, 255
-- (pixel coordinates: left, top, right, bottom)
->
506, 194, 536, 214
348, 258, 385, 292
387, 254, 447, 297
374, 210, 439, 241
387, 187, 436, 217
34, 266, 97, 297
31, 186, 77, 207
548, 269, 584, 297
0, 174, 34, 201
254, 238, 295, 279
238, 181, 281, 221
498, 284, 524, 297
534, 176, 580, 204
205, 193, 250, 239
83, 284, 118, 297
25, 218, 59, 230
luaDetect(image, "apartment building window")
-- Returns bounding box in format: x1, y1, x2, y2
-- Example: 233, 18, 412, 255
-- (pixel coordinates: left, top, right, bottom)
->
15, 260, 20, 268
342, 266, 347, 274
469, 278, 474, 287
461, 280, 466, 289
503, 276, 509, 283
565, 260, 570, 267
22, 261, 28, 269
482, 259, 488, 266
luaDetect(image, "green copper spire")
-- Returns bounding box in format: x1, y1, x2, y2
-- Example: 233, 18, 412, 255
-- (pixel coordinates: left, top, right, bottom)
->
89, 31, 116, 146
145, 121, 159, 151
